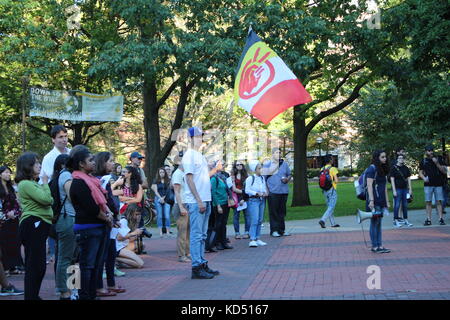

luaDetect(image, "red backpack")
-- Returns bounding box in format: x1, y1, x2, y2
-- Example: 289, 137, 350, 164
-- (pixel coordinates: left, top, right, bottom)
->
318, 167, 333, 191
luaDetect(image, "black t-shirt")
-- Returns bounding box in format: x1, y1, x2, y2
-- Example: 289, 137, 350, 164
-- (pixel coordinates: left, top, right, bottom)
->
389, 165, 411, 189
153, 180, 169, 198
419, 157, 446, 187
70, 179, 105, 225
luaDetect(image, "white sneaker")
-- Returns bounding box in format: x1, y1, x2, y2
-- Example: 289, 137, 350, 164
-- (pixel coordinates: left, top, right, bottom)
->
403, 219, 413, 227
249, 241, 258, 247
271, 231, 281, 237
283, 232, 291, 236
256, 240, 267, 246
394, 219, 403, 228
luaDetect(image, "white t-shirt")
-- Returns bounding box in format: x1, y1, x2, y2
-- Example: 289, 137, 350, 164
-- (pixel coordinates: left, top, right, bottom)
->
116, 218, 131, 252
181, 148, 211, 203
39, 146, 71, 184
171, 168, 186, 204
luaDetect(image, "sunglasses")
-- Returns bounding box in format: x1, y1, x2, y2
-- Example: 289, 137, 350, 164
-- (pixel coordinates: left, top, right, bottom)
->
236, 163, 243, 166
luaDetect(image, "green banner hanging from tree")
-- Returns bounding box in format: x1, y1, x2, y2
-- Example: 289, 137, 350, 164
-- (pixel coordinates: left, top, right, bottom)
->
29, 87, 123, 122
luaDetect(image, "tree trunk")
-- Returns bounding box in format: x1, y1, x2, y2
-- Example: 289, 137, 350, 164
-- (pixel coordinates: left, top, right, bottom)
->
72, 123, 83, 146
292, 105, 311, 206
142, 79, 164, 183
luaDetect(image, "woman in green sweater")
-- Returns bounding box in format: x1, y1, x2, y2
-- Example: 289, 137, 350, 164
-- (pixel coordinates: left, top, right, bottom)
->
16, 152, 53, 300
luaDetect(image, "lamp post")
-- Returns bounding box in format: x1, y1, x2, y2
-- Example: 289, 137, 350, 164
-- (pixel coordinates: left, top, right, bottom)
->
316, 137, 323, 168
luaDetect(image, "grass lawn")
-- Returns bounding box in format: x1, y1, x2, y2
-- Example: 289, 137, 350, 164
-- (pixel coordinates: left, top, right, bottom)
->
229, 180, 427, 224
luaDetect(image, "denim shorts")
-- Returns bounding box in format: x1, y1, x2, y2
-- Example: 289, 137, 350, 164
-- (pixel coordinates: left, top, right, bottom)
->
424, 186, 444, 202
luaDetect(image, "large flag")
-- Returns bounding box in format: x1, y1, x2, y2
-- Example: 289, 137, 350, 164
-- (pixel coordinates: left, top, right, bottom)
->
234, 28, 312, 124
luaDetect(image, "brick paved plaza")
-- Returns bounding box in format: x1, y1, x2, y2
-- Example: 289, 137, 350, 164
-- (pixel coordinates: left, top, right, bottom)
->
3, 213, 450, 301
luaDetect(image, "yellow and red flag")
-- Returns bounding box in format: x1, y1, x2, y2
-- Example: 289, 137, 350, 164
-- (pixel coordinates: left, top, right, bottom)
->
234, 29, 312, 124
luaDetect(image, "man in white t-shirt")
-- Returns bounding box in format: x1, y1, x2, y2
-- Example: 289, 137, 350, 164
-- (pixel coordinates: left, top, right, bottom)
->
39, 125, 71, 183
39, 125, 71, 264
182, 127, 221, 279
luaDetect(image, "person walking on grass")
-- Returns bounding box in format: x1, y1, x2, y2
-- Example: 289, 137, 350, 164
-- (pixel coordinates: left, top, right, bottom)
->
318, 154, 340, 229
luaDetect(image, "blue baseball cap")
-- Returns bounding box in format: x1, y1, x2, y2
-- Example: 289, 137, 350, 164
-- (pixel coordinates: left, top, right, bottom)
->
188, 126, 204, 138
130, 151, 145, 159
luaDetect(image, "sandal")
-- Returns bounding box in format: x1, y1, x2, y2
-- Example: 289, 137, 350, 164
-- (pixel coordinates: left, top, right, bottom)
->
108, 286, 126, 294
97, 290, 117, 297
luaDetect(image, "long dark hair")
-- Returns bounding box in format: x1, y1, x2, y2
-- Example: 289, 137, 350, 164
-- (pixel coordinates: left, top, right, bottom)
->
15, 152, 39, 184
66, 149, 92, 172
155, 167, 170, 185
94, 152, 112, 177
125, 166, 141, 195
232, 160, 248, 182
52, 154, 70, 181
123, 203, 142, 231
371, 150, 390, 176
0, 166, 14, 199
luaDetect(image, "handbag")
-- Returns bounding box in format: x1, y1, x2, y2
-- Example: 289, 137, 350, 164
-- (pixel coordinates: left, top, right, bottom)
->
228, 192, 238, 208
165, 187, 175, 206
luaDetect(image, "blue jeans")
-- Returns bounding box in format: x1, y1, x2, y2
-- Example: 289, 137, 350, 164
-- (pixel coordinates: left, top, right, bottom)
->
187, 202, 211, 267
393, 188, 408, 219
155, 197, 171, 228
369, 206, 383, 248
320, 188, 337, 225
233, 208, 250, 235
75, 226, 106, 300
248, 198, 265, 241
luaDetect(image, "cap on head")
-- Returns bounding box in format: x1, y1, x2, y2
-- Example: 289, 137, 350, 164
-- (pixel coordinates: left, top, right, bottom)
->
249, 160, 260, 173
130, 151, 145, 159
425, 145, 434, 151
188, 127, 204, 138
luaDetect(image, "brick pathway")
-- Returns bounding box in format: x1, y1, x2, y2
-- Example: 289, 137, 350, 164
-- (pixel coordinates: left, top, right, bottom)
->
3, 225, 450, 300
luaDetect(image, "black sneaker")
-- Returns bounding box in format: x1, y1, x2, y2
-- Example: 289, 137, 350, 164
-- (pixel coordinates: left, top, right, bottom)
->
439, 218, 446, 225
202, 263, 219, 276
424, 219, 432, 226
319, 220, 326, 228
378, 247, 391, 253
191, 266, 214, 279
331, 224, 340, 228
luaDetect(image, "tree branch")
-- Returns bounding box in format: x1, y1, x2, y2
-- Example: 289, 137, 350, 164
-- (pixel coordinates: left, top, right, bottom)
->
156, 78, 181, 109
84, 126, 104, 145
305, 80, 369, 135
304, 63, 367, 111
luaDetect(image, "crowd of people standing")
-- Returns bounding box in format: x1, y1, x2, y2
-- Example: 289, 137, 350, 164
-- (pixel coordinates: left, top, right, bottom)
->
0, 124, 449, 299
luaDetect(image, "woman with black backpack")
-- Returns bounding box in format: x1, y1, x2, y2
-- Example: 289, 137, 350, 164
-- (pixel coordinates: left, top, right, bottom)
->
366, 150, 391, 254
49, 153, 78, 300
